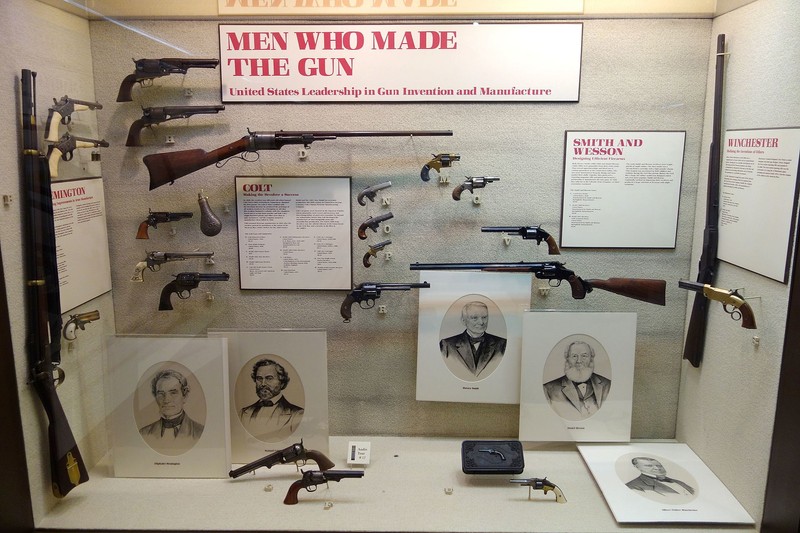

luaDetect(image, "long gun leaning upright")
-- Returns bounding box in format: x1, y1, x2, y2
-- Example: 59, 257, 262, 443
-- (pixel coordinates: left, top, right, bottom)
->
410, 262, 666, 305
683, 34, 727, 367
143, 129, 453, 190
20, 69, 89, 497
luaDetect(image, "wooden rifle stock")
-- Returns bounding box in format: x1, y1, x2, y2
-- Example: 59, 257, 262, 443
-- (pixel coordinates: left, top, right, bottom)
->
584, 278, 667, 306
144, 137, 250, 189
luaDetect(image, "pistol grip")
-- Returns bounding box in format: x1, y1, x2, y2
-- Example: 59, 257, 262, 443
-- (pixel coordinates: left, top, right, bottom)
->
158, 281, 178, 311
545, 235, 561, 255
116, 74, 138, 102
136, 221, 150, 239
340, 293, 356, 322
452, 185, 465, 201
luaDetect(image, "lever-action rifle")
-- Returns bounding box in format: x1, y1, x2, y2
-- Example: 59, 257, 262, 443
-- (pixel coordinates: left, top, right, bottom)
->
21, 68, 89, 497
229, 440, 335, 479
453, 176, 499, 200
683, 34, 727, 367
679, 280, 756, 329
117, 58, 220, 102
410, 262, 666, 305
481, 226, 561, 255
45, 95, 102, 142
46, 133, 109, 178
143, 129, 453, 190
341, 281, 431, 322
421, 153, 460, 181
283, 469, 364, 505
126, 105, 225, 146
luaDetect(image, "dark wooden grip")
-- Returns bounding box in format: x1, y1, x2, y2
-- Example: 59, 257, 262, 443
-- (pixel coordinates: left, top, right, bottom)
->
283, 480, 303, 505
305, 450, 335, 471
739, 303, 757, 329
545, 235, 561, 255
136, 221, 150, 239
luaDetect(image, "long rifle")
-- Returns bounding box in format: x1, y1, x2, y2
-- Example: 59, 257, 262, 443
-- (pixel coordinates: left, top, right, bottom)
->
143, 129, 453, 189
683, 34, 726, 367
21, 69, 89, 497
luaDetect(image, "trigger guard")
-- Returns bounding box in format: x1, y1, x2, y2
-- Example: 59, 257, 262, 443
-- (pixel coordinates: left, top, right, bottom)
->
177, 289, 191, 300
63, 151, 73, 161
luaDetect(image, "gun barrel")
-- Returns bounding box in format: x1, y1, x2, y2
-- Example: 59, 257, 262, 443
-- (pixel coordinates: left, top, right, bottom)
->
410, 262, 553, 271
372, 282, 431, 290
678, 280, 705, 292
323, 470, 365, 480
481, 226, 524, 232
306, 130, 452, 138
229, 450, 281, 478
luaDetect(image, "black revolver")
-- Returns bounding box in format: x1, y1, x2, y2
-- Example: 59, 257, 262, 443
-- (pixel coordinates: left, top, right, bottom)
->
340, 281, 430, 322
158, 272, 230, 310
126, 105, 225, 146
117, 57, 220, 102
229, 440, 335, 479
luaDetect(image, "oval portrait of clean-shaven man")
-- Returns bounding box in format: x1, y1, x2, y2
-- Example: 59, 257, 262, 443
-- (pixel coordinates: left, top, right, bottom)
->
439, 294, 508, 382
133, 362, 207, 456
541, 334, 612, 421
234, 354, 305, 442
615, 452, 698, 504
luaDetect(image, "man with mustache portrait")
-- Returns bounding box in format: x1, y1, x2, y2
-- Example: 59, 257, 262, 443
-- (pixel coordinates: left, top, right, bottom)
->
543, 340, 611, 420
240, 357, 304, 441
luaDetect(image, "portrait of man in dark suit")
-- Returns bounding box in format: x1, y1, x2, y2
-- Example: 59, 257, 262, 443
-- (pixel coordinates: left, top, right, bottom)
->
543, 339, 611, 420
626, 457, 695, 497
138, 368, 204, 453
240, 357, 304, 441
439, 301, 507, 379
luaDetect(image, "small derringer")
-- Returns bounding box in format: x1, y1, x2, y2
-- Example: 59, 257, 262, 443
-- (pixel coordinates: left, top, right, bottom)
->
453, 176, 499, 200
62, 310, 100, 341
363, 240, 392, 268
357, 181, 392, 206
510, 477, 567, 503
357, 212, 394, 240
678, 280, 756, 329
421, 153, 460, 181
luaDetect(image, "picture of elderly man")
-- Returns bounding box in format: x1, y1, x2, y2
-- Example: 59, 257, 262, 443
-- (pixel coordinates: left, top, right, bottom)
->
626, 456, 695, 497
543, 339, 611, 420
439, 300, 507, 379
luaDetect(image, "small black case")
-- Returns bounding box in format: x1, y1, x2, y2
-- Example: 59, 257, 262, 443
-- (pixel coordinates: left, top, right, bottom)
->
461, 440, 525, 475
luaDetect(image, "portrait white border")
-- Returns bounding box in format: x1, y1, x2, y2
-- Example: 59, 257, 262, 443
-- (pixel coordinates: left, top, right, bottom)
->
578, 442, 753, 524
415, 271, 531, 404
106, 335, 230, 478
208, 329, 329, 465
519, 311, 636, 441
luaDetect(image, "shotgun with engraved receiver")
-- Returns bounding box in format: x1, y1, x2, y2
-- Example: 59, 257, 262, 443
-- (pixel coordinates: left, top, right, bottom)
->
143, 129, 453, 189
410, 262, 666, 305
481, 226, 561, 255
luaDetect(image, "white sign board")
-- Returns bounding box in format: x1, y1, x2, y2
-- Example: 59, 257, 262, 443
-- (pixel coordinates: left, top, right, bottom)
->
219, 23, 582, 102
235, 176, 352, 290
51, 177, 112, 311
561, 131, 685, 248
718, 128, 800, 282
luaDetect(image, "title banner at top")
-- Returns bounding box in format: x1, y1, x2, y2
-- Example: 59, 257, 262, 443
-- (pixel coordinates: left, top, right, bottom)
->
219, 23, 583, 103
218, 0, 584, 17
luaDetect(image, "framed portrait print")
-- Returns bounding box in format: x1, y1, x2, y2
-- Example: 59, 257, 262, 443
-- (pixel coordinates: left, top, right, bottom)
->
519, 311, 636, 441
415, 271, 532, 404
106, 335, 230, 478
207, 329, 328, 465
578, 443, 754, 524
